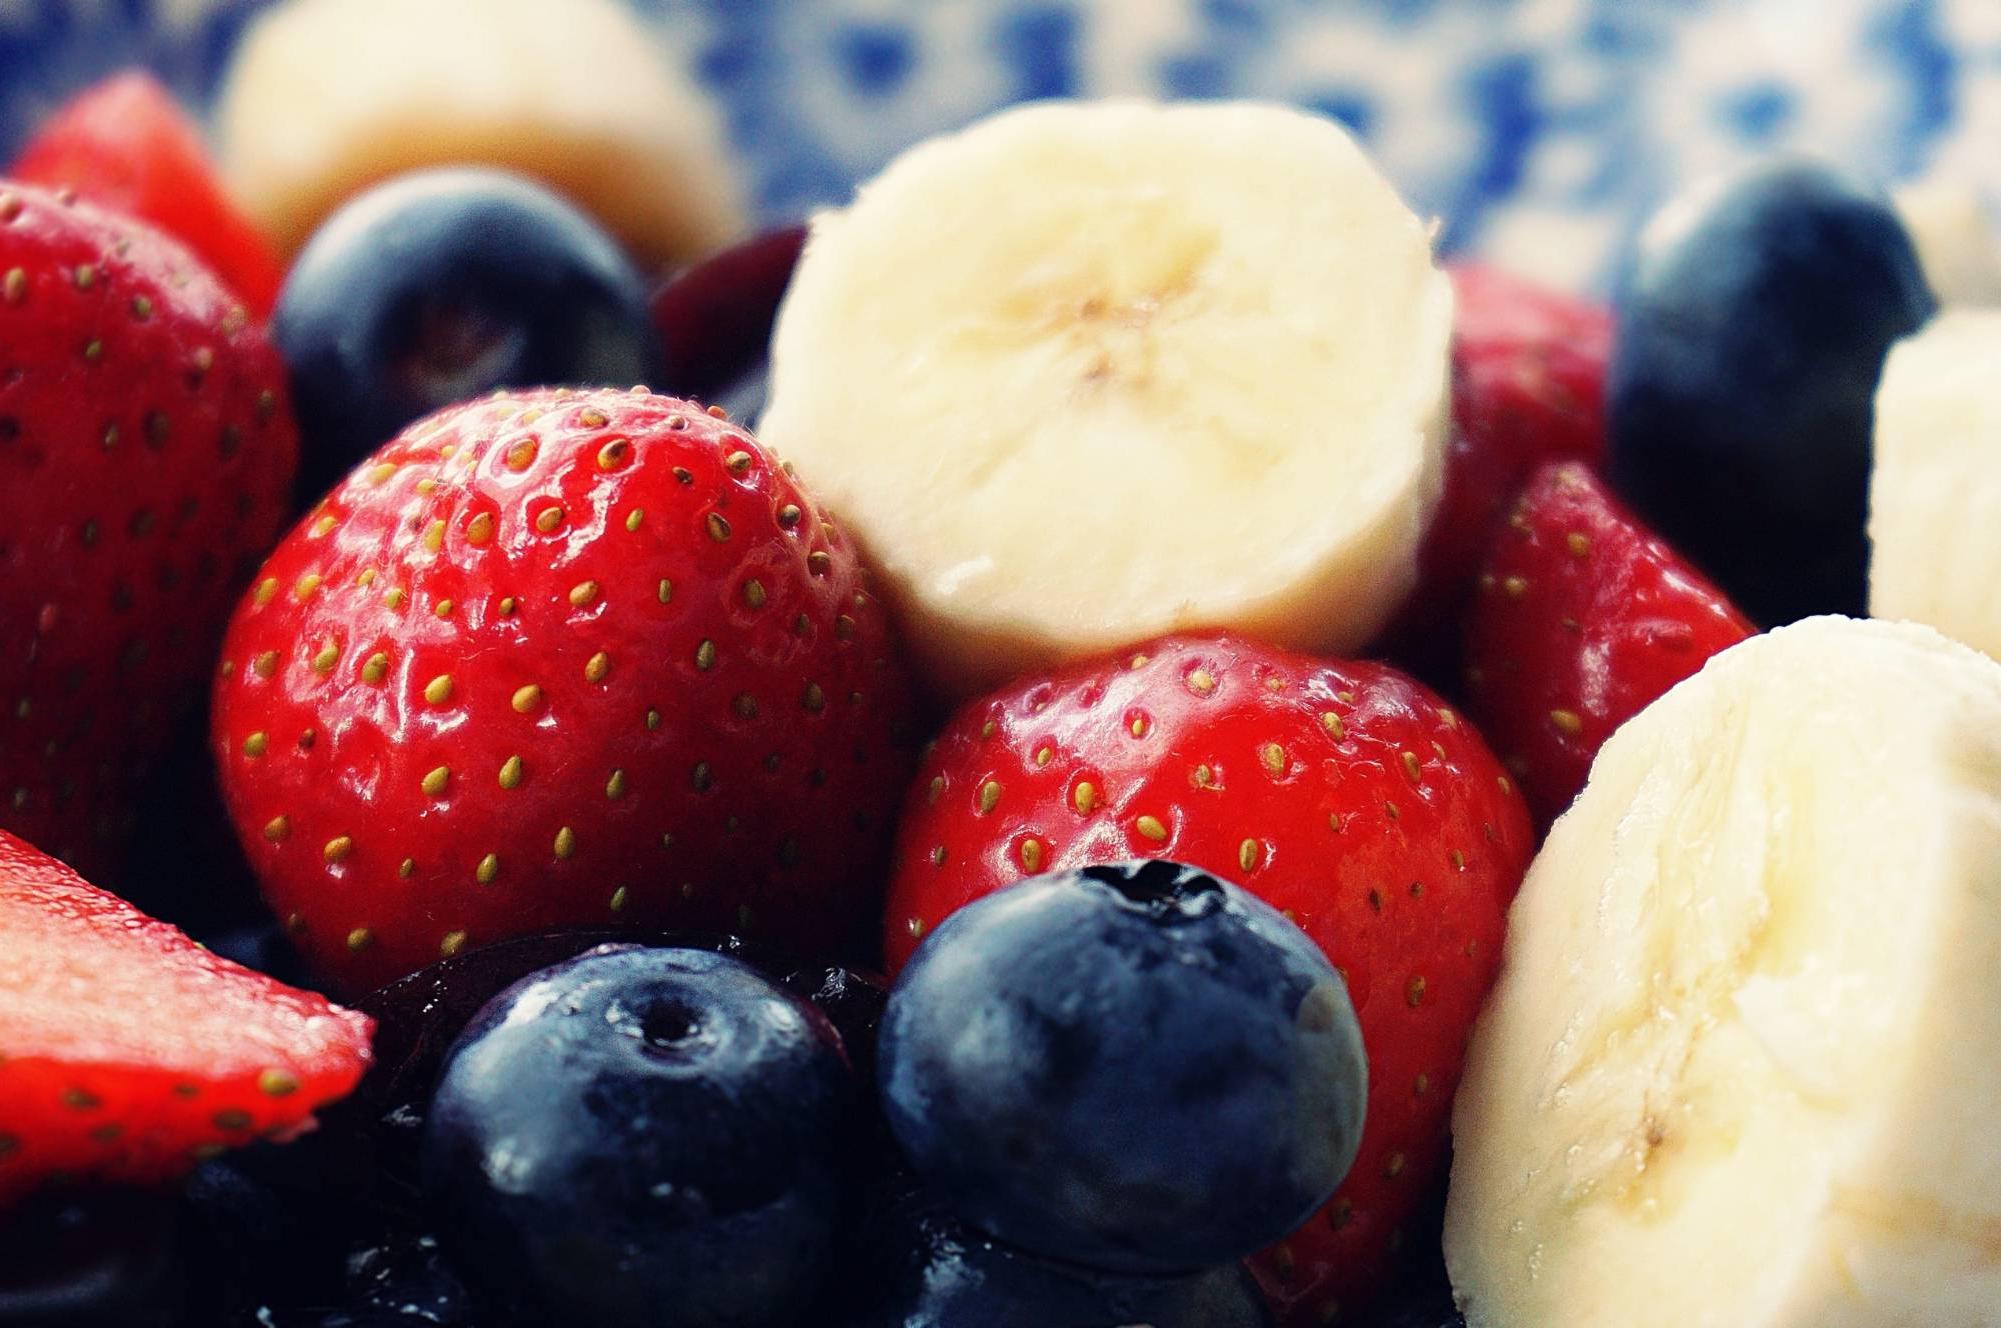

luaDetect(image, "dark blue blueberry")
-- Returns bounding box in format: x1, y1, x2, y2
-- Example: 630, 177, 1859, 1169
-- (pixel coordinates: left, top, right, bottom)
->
836, 1187, 1273, 1328
1608, 156, 1935, 625
274, 168, 664, 504
420, 944, 855, 1328
359, 930, 768, 1178
0, 1185, 179, 1327
877, 860, 1367, 1275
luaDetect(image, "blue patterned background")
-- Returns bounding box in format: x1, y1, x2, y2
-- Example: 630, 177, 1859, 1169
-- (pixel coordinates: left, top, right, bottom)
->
0, 0, 1983, 292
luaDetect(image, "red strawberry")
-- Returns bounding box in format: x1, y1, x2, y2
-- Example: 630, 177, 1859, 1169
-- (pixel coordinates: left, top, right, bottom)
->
1391, 263, 1614, 640
11, 72, 284, 317
882, 635, 1533, 1323
0, 183, 298, 880
0, 828, 372, 1204
212, 388, 916, 993
1462, 461, 1754, 826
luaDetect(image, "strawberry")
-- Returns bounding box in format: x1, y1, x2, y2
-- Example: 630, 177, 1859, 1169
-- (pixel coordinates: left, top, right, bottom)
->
1462, 461, 1754, 826
881, 635, 1533, 1323
11, 72, 284, 317
0, 183, 298, 880
212, 387, 916, 993
1390, 263, 1614, 641
0, 828, 372, 1205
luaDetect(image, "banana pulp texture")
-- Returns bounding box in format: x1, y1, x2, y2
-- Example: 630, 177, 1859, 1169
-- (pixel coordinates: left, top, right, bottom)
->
1870, 309, 2001, 660
1443, 617, 2001, 1328
215, 0, 745, 266
759, 99, 1452, 701
1893, 182, 2001, 308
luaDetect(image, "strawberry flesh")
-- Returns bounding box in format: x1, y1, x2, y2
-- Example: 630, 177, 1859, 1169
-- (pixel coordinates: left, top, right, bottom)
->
0, 830, 372, 1205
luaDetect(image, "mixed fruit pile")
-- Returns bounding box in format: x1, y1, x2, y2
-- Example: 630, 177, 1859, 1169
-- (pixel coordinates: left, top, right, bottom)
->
3, 1, 2000, 1325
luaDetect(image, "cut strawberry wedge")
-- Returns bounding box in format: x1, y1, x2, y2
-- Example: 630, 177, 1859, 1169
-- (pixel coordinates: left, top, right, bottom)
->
0, 832, 372, 1203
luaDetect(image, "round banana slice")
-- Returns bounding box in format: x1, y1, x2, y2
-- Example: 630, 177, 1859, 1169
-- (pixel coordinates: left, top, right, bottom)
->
759, 99, 1452, 700
1894, 181, 2001, 307
215, 0, 746, 266
1870, 308, 2001, 659
1445, 616, 2001, 1328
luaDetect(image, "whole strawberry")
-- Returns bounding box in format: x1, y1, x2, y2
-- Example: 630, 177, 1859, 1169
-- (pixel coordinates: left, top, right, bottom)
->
0, 829, 372, 1204
0, 183, 298, 879
1392, 263, 1614, 639
1463, 461, 1754, 826
882, 635, 1533, 1323
213, 388, 915, 992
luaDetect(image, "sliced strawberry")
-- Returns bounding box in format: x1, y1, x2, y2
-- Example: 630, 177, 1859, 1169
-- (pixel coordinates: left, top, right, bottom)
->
1463, 461, 1755, 826
1391, 263, 1613, 641
11, 71, 285, 317
882, 636, 1533, 1323
0, 830, 372, 1205
213, 389, 917, 993
0, 183, 298, 881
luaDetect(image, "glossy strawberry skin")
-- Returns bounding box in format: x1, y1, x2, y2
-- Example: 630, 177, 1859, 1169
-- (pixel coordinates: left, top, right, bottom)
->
1463, 461, 1754, 826
1394, 264, 1614, 637
882, 636, 1532, 1323
10, 72, 285, 317
0, 830, 372, 1205
0, 183, 298, 880
212, 388, 916, 993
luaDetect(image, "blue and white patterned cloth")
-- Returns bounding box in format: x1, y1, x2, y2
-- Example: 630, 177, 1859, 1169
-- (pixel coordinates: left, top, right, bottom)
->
0, 0, 1985, 291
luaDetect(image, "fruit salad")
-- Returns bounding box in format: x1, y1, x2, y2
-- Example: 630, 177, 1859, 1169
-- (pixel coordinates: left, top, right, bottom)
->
3, 3, 2000, 1326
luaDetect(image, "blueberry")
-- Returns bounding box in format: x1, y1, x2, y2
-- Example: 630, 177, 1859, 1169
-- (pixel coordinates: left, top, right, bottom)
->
275, 168, 664, 503
0, 1186, 179, 1327
1608, 156, 1935, 625
877, 860, 1367, 1275
836, 1187, 1273, 1328
420, 944, 855, 1327
356, 929, 773, 1191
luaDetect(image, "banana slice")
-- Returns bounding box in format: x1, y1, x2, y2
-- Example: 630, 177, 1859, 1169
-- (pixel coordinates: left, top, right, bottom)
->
1870, 309, 2001, 661
1894, 181, 2001, 307
758, 99, 1451, 700
215, 0, 746, 265
1444, 616, 2001, 1328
